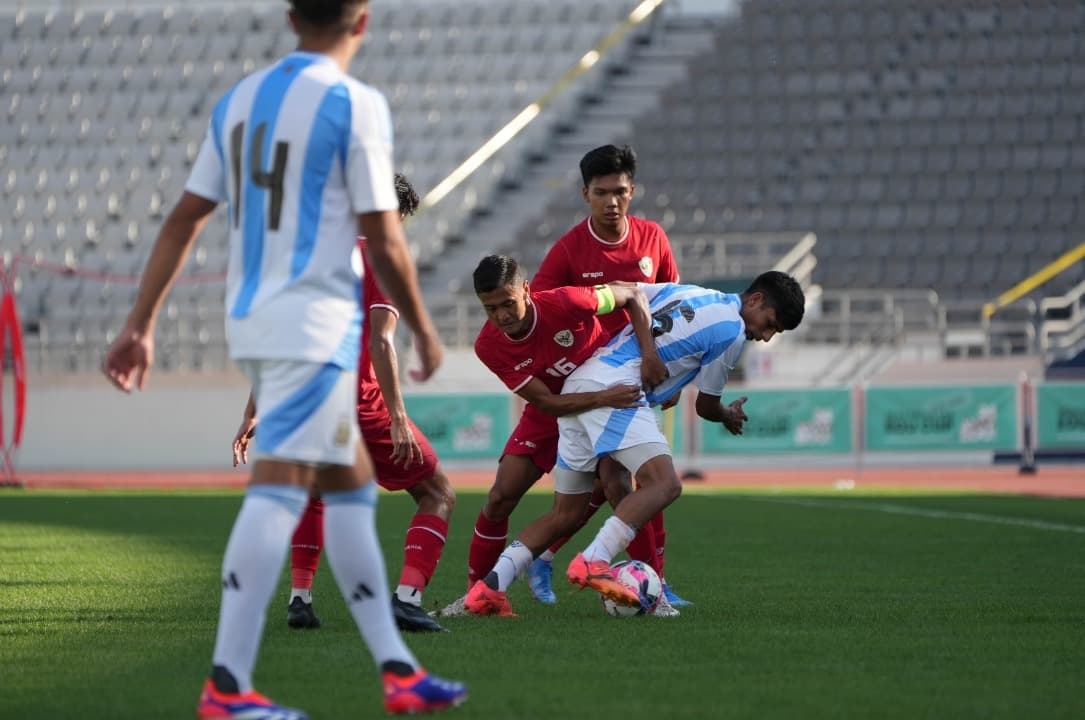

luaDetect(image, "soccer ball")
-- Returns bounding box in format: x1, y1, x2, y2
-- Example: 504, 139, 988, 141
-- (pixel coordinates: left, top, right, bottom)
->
600, 559, 661, 617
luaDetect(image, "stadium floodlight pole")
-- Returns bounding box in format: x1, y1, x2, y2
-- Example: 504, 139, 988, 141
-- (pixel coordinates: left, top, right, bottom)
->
983, 241, 1085, 319
418, 0, 667, 212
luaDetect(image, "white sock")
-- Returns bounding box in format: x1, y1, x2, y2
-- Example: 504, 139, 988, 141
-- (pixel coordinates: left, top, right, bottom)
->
395, 585, 421, 606
212, 486, 306, 693
290, 588, 312, 604
538, 549, 555, 563
583, 516, 636, 564
493, 541, 534, 592
323, 484, 417, 671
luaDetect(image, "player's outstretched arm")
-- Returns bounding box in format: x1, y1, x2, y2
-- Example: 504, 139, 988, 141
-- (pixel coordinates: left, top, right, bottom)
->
359, 210, 443, 382
517, 377, 641, 418
695, 392, 749, 436
368, 307, 422, 467
604, 282, 667, 390
102, 191, 217, 392
232, 391, 258, 467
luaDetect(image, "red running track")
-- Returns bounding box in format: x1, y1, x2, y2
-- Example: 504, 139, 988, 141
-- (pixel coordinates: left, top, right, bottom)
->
12, 466, 1084, 498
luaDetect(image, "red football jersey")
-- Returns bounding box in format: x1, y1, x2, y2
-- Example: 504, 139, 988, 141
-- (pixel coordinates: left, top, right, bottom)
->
475, 286, 608, 396
357, 240, 397, 412
532, 215, 679, 336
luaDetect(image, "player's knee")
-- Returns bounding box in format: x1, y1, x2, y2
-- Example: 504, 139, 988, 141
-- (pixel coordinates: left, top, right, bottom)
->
433, 469, 456, 503
548, 495, 589, 534
485, 487, 517, 520
422, 474, 457, 519
661, 474, 683, 505
410, 467, 455, 510
602, 476, 631, 507
551, 506, 582, 535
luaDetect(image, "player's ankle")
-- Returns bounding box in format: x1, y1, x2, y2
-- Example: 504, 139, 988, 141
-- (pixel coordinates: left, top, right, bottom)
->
380, 661, 416, 678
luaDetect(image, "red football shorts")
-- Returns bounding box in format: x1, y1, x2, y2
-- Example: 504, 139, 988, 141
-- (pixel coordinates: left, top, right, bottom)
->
358, 406, 439, 491
501, 403, 559, 473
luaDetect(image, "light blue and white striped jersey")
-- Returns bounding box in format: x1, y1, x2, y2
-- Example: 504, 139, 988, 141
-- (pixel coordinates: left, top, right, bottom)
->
185, 51, 398, 367
570, 283, 747, 404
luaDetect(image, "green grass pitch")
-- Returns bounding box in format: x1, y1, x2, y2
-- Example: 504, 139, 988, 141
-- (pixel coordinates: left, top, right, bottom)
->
1, 488, 1083, 719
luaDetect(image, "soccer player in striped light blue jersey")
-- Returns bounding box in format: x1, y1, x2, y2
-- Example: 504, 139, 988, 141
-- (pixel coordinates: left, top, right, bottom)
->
561, 273, 805, 596
465, 272, 805, 615
102, 2, 466, 717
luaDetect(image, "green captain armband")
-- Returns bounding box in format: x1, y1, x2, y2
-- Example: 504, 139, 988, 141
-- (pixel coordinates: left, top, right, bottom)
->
593, 284, 616, 315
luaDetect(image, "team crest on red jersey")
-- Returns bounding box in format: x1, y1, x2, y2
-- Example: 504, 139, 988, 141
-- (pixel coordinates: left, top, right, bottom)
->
553, 329, 574, 347
638, 256, 654, 278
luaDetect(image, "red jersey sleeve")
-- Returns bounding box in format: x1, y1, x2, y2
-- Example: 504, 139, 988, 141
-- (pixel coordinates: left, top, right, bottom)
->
654, 226, 680, 283
531, 236, 574, 291
542, 285, 601, 316
474, 329, 535, 393
360, 244, 398, 318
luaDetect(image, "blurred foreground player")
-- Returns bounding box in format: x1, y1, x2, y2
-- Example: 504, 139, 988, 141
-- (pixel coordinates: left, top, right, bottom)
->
104, 2, 465, 716
232, 175, 452, 634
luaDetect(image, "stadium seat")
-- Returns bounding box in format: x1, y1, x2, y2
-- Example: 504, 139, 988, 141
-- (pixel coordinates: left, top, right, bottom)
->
6, 0, 1083, 369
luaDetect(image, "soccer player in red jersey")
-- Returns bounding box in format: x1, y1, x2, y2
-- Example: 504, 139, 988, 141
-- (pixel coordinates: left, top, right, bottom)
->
504, 145, 691, 610
233, 175, 452, 634
436, 254, 666, 617
532, 145, 680, 336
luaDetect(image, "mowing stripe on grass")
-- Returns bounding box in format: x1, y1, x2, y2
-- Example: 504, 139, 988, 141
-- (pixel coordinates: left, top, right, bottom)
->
746, 496, 1085, 535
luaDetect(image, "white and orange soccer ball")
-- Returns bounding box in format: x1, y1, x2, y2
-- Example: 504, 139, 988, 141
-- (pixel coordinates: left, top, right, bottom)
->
600, 559, 662, 617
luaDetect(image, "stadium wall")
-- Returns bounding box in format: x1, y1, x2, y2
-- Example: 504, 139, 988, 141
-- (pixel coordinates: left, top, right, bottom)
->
16, 349, 507, 471
19, 369, 1083, 473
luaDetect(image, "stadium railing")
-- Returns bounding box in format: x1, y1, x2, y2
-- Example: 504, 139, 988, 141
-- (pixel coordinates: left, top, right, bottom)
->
1040, 277, 1085, 365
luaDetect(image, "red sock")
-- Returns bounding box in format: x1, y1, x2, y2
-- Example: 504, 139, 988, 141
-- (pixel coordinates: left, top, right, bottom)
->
467, 511, 508, 590
626, 520, 660, 576
547, 487, 607, 555
290, 497, 324, 590
651, 511, 666, 578
398, 513, 448, 592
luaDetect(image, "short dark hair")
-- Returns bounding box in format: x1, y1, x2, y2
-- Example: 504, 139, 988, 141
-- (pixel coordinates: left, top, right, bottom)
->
745, 271, 805, 330
394, 173, 419, 217
288, 0, 367, 32
473, 255, 522, 295
579, 144, 637, 187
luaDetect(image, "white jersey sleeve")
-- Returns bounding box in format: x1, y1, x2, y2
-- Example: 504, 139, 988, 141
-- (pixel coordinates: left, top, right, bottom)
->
185, 123, 227, 203
345, 85, 397, 214
565, 283, 747, 405
695, 339, 745, 396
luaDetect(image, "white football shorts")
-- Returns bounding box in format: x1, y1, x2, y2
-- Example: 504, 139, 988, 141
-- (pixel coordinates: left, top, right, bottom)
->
236, 359, 360, 467
556, 377, 671, 477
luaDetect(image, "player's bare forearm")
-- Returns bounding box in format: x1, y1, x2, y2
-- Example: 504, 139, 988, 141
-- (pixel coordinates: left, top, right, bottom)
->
696, 392, 749, 435
608, 284, 656, 340
359, 210, 435, 341
604, 283, 666, 389
529, 391, 615, 417
368, 309, 409, 422
126, 192, 216, 331
519, 379, 641, 417
232, 390, 258, 467
614, 284, 667, 389
694, 393, 726, 422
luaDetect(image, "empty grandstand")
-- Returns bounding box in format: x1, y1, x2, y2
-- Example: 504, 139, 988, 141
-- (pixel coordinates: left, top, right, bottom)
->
1, 0, 1083, 378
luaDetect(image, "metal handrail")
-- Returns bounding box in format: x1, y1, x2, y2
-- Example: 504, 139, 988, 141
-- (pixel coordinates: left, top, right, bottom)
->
1040, 276, 1085, 361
